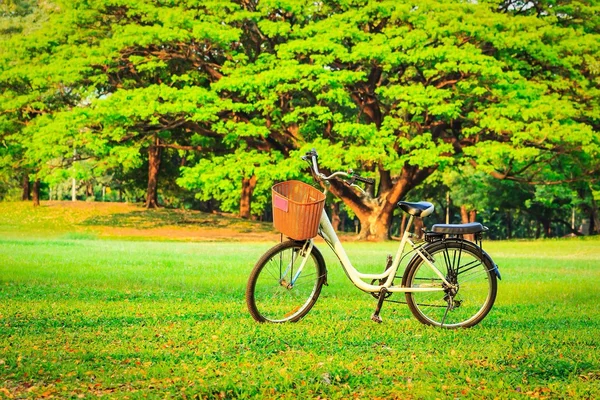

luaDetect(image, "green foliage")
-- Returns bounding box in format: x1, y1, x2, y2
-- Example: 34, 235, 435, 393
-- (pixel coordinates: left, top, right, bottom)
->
178, 149, 285, 216
0, 0, 599, 237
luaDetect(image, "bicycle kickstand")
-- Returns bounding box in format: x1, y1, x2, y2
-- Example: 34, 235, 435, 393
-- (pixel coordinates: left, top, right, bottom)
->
370, 287, 388, 323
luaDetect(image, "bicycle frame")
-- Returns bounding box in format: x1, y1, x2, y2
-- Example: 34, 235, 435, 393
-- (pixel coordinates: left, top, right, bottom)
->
298, 208, 453, 293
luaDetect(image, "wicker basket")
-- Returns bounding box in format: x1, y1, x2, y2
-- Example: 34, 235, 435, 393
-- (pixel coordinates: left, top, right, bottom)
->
272, 180, 326, 240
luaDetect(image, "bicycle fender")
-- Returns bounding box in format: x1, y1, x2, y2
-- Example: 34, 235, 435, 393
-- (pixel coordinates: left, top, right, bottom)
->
480, 248, 501, 280
402, 239, 501, 285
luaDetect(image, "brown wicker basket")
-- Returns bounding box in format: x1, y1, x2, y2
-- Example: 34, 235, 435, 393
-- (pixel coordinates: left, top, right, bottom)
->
272, 180, 326, 240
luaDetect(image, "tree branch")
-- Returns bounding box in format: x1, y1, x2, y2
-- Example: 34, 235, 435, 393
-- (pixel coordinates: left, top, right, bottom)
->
327, 177, 373, 216
156, 143, 203, 151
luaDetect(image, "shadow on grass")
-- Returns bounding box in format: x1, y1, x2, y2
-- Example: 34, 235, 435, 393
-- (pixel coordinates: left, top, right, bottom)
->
80, 209, 271, 231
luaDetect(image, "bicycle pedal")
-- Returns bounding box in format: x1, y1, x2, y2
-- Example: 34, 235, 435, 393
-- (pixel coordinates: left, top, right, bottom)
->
371, 314, 383, 323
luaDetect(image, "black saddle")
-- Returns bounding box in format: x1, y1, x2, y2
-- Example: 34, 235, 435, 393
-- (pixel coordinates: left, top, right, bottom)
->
431, 222, 487, 235
397, 201, 434, 217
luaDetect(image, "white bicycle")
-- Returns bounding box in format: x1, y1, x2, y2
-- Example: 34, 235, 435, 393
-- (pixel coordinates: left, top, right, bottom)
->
246, 149, 501, 328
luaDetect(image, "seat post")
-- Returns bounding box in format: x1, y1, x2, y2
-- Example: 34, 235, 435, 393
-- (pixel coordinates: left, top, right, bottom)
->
403, 215, 414, 240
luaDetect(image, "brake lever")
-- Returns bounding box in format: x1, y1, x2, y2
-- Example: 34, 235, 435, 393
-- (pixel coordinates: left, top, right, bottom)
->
350, 183, 367, 196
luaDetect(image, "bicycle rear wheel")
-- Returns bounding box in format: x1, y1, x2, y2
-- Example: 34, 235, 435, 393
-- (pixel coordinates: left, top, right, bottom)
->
402, 240, 497, 328
246, 240, 327, 323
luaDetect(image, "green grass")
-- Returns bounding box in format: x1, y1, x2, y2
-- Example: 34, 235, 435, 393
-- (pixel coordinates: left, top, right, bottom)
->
1, 203, 599, 398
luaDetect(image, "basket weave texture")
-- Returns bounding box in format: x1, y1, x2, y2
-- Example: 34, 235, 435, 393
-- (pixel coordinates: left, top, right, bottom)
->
272, 180, 326, 240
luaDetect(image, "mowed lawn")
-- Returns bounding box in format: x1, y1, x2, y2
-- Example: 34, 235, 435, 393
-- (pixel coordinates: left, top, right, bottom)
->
0, 202, 599, 398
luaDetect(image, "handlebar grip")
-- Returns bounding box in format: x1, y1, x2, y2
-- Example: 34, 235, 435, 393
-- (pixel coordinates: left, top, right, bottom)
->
353, 175, 375, 185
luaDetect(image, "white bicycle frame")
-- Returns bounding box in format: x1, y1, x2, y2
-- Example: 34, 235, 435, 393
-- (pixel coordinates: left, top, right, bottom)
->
294, 150, 454, 294
293, 209, 453, 293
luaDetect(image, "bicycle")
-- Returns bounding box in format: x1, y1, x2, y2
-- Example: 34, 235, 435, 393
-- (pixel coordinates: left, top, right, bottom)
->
245, 149, 501, 328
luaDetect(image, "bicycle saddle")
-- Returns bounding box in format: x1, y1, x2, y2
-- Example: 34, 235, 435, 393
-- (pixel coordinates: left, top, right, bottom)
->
397, 201, 434, 217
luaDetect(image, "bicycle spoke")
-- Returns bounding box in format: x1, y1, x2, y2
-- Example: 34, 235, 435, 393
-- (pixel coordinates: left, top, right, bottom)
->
442, 248, 452, 275
413, 302, 448, 308
457, 269, 490, 282
456, 259, 481, 274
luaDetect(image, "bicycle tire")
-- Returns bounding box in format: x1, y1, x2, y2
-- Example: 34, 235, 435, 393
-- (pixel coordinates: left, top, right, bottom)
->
402, 239, 497, 328
246, 240, 327, 323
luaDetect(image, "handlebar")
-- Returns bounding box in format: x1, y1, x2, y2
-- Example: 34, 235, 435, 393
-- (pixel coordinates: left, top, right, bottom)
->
352, 174, 375, 185
301, 148, 374, 188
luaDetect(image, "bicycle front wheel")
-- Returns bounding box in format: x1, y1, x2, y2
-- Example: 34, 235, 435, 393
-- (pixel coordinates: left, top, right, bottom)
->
403, 240, 497, 328
246, 240, 327, 323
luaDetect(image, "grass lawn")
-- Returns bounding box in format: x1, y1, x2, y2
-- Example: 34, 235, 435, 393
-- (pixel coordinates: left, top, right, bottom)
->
1, 201, 599, 398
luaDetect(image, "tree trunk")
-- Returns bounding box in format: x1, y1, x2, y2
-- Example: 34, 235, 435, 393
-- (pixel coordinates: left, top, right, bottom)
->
32, 179, 40, 207
590, 189, 600, 235
330, 202, 341, 231
71, 178, 77, 201
22, 175, 31, 201
339, 211, 347, 232
328, 165, 435, 241
460, 205, 469, 224
460, 205, 477, 241
413, 217, 424, 239
86, 182, 94, 199
145, 140, 162, 209
590, 211, 597, 235
399, 213, 407, 238
541, 218, 551, 238
354, 204, 393, 241
240, 175, 257, 219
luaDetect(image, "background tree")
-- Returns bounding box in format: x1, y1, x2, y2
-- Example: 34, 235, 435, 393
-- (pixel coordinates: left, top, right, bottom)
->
9, 0, 248, 208
178, 148, 284, 219
0, 0, 58, 202
1, 0, 598, 240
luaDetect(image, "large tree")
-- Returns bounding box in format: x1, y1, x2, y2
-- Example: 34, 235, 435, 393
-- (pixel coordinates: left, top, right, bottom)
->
214, 0, 599, 240
8, 0, 247, 208
0, 0, 60, 202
